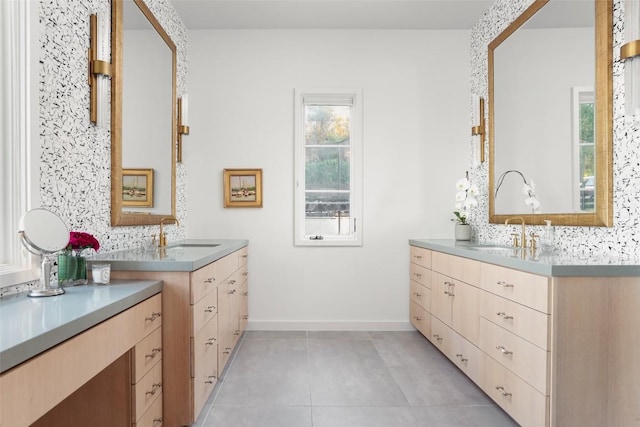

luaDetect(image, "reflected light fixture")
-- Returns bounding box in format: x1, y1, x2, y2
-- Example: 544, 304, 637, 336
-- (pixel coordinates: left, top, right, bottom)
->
177, 95, 190, 163
471, 95, 485, 165
88, 13, 112, 128
621, 0, 640, 118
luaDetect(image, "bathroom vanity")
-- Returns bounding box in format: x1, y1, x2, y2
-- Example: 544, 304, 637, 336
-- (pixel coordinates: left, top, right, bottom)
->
93, 239, 249, 427
409, 239, 640, 427
0, 280, 163, 427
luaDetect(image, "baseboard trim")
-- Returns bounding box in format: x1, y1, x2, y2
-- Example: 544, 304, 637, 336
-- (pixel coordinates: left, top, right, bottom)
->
246, 320, 415, 331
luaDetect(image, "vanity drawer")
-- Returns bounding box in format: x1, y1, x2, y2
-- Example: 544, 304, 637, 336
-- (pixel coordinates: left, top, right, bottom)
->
410, 281, 430, 311
480, 290, 549, 350
133, 391, 162, 427
482, 353, 548, 427
191, 262, 218, 304
410, 300, 430, 338
193, 287, 218, 335
132, 360, 163, 423
138, 294, 162, 339
239, 280, 249, 332
132, 327, 162, 383
432, 251, 480, 286
430, 315, 452, 356
218, 252, 240, 285
410, 245, 431, 269
479, 317, 548, 394
449, 329, 482, 385
481, 263, 550, 313
410, 263, 431, 288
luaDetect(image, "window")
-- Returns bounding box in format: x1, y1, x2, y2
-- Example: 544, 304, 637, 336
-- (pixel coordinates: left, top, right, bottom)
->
1, 0, 35, 287
572, 87, 595, 212
294, 89, 363, 246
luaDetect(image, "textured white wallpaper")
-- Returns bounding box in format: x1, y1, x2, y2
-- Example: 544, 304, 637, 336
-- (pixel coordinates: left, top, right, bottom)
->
469, 0, 640, 259
39, 0, 188, 254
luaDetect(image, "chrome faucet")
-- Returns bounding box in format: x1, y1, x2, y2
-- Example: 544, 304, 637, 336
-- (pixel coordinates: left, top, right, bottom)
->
159, 217, 179, 247
505, 217, 526, 248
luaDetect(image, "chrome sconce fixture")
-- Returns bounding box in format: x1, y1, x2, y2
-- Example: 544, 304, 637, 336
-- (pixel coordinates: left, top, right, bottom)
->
88, 13, 112, 128
177, 95, 190, 163
621, 0, 640, 118
471, 95, 485, 165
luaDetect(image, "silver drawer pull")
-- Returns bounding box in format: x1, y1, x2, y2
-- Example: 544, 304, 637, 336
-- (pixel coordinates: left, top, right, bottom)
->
223, 347, 231, 354
145, 312, 161, 322
496, 312, 514, 320
413, 292, 422, 297
415, 255, 422, 259
455, 353, 468, 362
229, 279, 237, 285
205, 277, 216, 283
414, 273, 422, 278
205, 375, 217, 384
497, 280, 514, 288
145, 347, 162, 359
205, 305, 216, 313
234, 330, 241, 336
228, 289, 236, 295
243, 291, 249, 296
205, 337, 216, 345
152, 418, 163, 426
432, 334, 443, 342
242, 272, 249, 276
242, 315, 249, 320
496, 345, 513, 355
413, 316, 422, 322
242, 254, 248, 258
146, 383, 162, 396
495, 386, 512, 397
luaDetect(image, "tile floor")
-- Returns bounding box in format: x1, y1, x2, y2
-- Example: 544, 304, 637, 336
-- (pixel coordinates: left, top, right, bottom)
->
194, 331, 518, 427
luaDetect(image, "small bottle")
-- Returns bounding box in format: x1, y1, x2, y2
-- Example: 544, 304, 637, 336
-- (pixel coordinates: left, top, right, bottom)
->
541, 220, 555, 254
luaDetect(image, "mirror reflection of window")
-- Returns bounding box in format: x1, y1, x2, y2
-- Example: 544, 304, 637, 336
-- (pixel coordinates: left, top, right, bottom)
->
573, 88, 595, 212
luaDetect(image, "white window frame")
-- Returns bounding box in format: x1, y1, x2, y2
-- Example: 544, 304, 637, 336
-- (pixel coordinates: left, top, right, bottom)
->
1, 0, 36, 287
294, 88, 363, 247
571, 86, 595, 212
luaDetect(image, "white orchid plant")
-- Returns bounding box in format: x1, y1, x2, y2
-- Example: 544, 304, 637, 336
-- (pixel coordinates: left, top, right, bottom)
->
453, 172, 479, 225
495, 170, 541, 213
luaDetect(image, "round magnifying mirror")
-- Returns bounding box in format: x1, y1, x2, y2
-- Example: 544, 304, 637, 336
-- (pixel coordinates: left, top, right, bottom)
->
18, 208, 69, 297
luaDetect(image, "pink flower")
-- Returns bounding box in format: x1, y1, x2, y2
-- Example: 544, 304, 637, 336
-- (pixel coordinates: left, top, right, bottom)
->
66, 231, 100, 252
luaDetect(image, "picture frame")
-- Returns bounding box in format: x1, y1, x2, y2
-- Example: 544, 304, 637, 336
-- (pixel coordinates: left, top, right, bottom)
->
122, 168, 154, 207
223, 169, 263, 208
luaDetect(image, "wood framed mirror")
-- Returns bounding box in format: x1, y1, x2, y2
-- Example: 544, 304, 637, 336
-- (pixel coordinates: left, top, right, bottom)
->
488, 0, 612, 226
111, 0, 177, 226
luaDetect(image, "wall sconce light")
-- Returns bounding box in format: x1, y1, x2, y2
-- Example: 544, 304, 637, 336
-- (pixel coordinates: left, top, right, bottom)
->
88, 13, 112, 128
471, 95, 485, 165
621, 0, 640, 118
177, 95, 190, 163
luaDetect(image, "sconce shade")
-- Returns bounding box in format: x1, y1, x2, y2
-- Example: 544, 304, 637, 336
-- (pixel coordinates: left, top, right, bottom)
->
88, 13, 112, 128
621, 0, 640, 118
471, 95, 485, 165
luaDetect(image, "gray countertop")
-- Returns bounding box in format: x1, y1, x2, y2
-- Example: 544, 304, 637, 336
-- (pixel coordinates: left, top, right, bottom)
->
410, 239, 640, 277
0, 280, 162, 373
88, 239, 248, 272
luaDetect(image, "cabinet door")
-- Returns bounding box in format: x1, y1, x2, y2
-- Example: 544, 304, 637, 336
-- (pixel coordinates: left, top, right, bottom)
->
449, 329, 481, 386
431, 271, 453, 326
452, 280, 480, 345
430, 315, 452, 356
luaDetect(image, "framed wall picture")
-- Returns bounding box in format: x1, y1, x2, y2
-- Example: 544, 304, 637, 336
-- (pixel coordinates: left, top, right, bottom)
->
122, 168, 154, 207
223, 169, 263, 208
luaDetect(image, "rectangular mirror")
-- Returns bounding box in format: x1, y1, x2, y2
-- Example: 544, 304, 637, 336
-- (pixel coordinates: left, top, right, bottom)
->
488, 0, 612, 226
111, 0, 177, 226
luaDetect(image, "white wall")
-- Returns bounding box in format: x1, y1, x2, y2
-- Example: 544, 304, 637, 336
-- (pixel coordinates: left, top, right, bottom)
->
186, 29, 470, 329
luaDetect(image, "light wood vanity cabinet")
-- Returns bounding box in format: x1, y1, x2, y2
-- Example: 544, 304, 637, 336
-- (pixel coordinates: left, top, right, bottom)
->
112, 246, 249, 427
409, 246, 432, 337
410, 244, 640, 427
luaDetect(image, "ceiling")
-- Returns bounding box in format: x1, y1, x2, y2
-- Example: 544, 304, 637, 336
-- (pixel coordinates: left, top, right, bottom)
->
169, 0, 495, 30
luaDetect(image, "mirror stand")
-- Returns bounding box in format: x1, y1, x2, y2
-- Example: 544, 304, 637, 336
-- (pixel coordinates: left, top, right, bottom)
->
28, 254, 64, 298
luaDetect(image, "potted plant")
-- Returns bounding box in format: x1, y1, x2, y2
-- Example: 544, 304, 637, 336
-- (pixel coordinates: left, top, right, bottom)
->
453, 172, 478, 241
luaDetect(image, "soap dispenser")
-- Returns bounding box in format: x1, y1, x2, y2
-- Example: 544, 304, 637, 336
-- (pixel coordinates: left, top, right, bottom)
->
541, 220, 555, 254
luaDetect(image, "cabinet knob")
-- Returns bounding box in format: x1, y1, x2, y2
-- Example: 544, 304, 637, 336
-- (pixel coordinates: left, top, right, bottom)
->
496, 345, 513, 356
496, 311, 514, 320
145, 312, 161, 322
495, 385, 512, 397
145, 347, 162, 359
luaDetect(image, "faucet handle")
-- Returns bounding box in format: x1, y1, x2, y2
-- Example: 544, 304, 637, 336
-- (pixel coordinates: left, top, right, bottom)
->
529, 232, 539, 252
510, 232, 520, 248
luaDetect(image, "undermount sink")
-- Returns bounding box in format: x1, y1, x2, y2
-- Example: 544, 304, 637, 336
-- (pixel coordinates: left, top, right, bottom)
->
167, 243, 220, 249
467, 244, 515, 251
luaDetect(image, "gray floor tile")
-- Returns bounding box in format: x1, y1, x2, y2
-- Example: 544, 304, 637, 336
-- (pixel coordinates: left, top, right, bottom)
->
312, 406, 417, 427
308, 331, 371, 340
245, 330, 308, 339
204, 406, 312, 427
412, 405, 518, 426
308, 339, 409, 406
